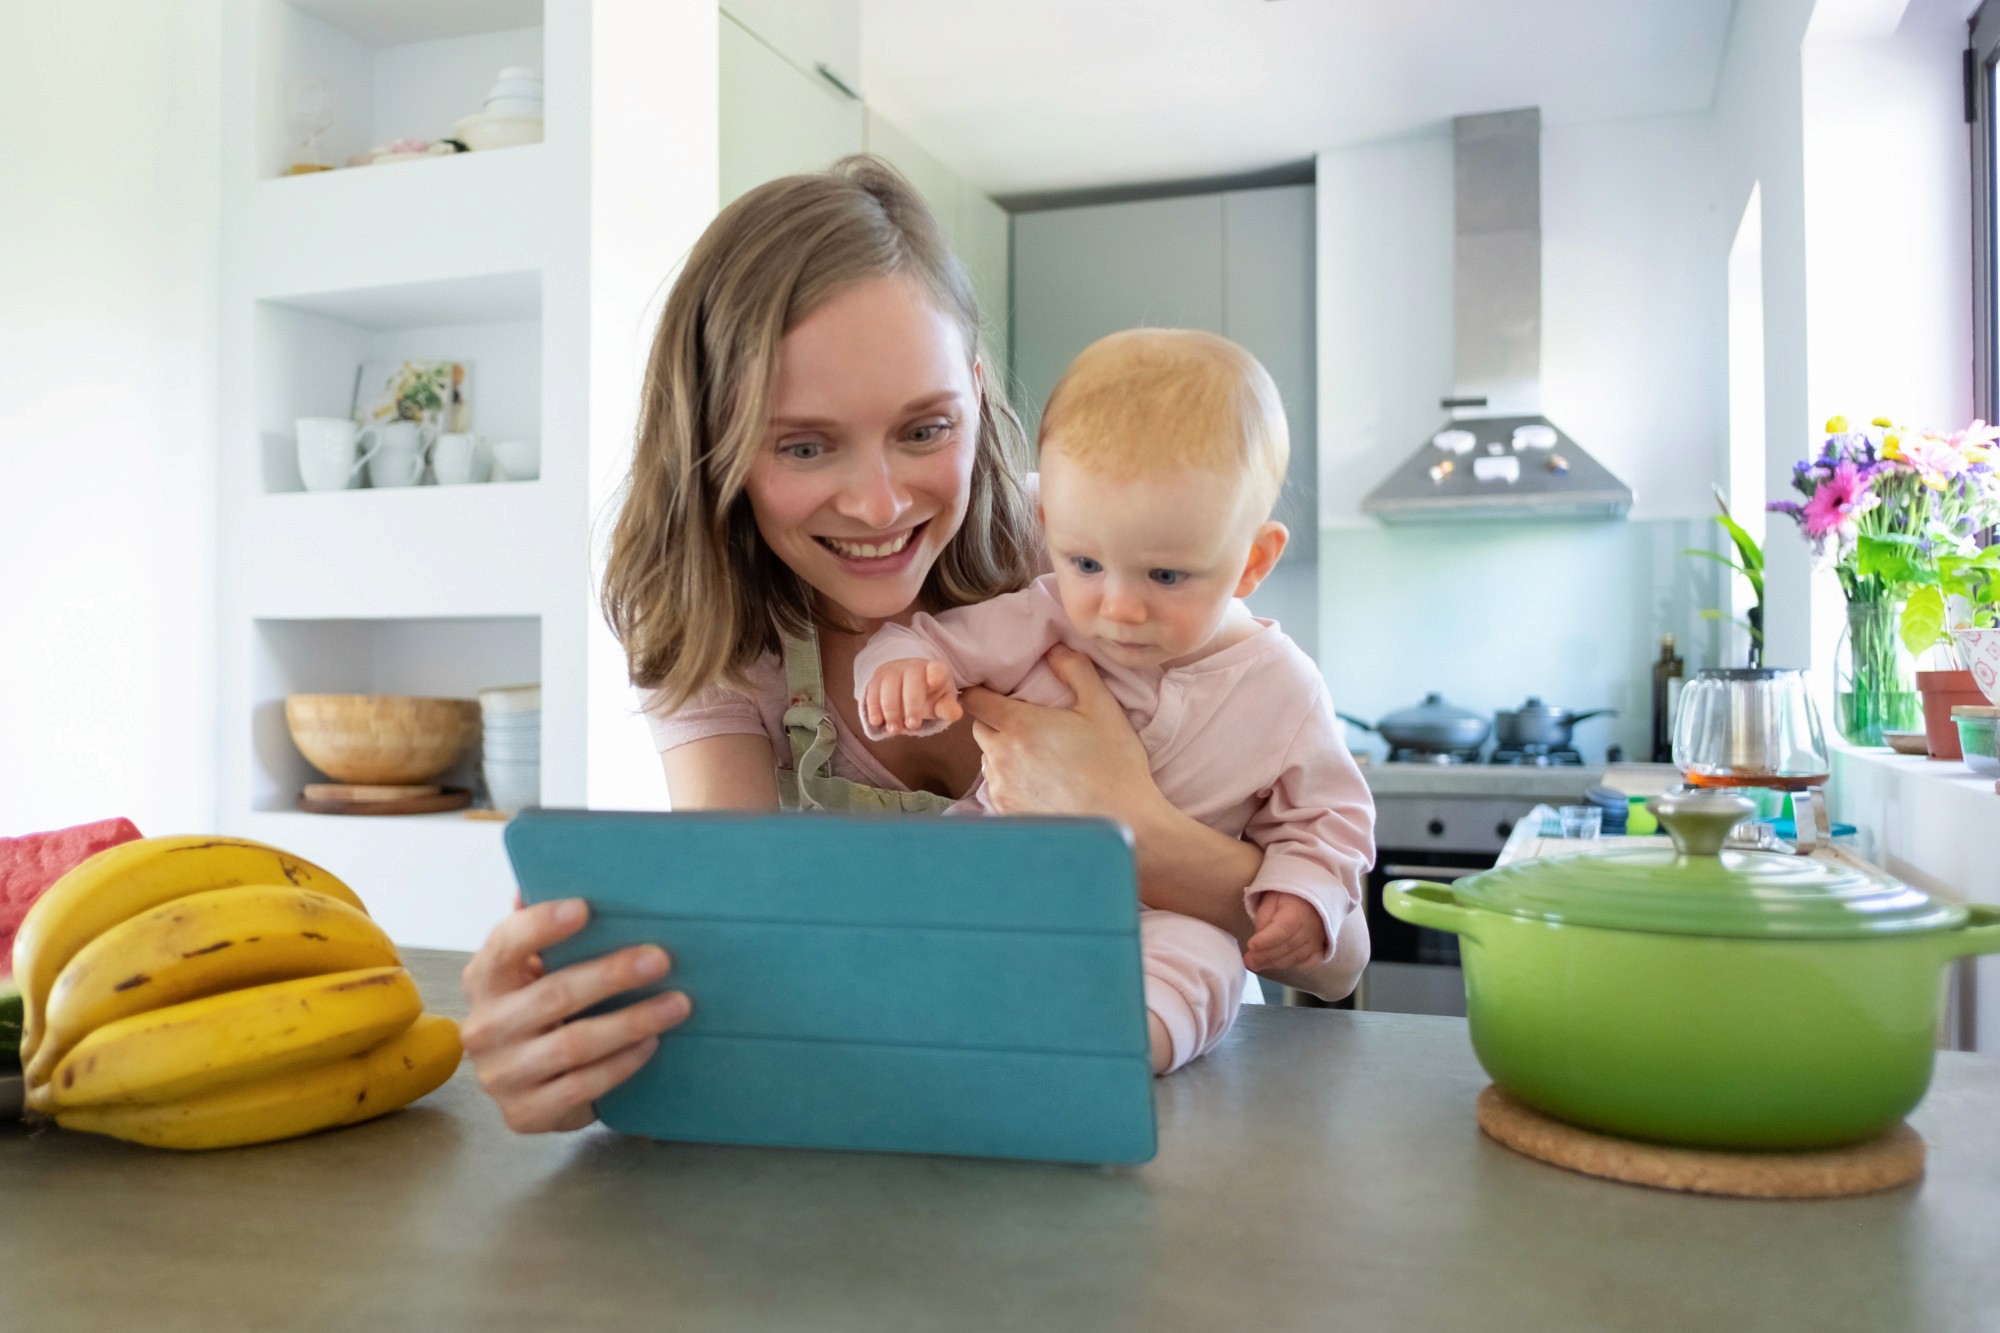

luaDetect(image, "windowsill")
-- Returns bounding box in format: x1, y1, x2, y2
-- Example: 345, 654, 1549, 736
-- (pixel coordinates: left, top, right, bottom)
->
1828, 740, 1999, 907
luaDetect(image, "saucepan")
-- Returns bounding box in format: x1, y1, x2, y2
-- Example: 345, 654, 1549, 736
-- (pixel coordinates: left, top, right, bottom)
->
1384, 789, 2000, 1150
1492, 697, 1616, 750
1337, 693, 1490, 754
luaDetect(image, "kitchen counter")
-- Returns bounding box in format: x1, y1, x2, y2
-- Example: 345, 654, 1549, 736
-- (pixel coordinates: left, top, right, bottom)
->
1360, 760, 1606, 800
6, 949, 1999, 1332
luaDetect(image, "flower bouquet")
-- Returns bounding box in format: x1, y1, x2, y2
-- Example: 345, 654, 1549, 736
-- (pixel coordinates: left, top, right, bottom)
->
1768, 416, 2000, 745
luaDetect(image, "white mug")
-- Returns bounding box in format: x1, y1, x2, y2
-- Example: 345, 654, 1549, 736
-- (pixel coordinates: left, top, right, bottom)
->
366, 419, 429, 488
295, 417, 381, 492
489, 438, 540, 482
432, 432, 489, 485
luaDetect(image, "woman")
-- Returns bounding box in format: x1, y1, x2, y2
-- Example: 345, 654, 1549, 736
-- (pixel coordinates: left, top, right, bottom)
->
461, 158, 1368, 1133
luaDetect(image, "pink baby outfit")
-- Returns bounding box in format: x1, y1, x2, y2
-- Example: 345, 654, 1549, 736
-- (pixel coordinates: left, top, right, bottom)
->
854, 575, 1377, 1068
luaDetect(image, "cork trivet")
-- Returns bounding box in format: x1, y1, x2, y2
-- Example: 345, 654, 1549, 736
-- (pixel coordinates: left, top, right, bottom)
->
1476, 1086, 1925, 1199
303, 782, 441, 802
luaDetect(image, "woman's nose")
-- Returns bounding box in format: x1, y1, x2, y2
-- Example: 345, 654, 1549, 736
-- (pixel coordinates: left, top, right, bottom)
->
834, 454, 911, 529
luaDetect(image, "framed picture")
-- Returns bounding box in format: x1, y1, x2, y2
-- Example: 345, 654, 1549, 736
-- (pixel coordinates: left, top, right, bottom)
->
350, 359, 470, 437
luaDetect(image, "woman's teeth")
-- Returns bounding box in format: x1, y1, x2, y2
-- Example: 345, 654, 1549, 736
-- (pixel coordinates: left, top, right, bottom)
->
821, 528, 915, 560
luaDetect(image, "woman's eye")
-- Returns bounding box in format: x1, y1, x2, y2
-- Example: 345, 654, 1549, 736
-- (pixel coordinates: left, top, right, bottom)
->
778, 440, 824, 461
1149, 569, 1186, 587
907, 418, 954, 446
1070, 556, 1103, 576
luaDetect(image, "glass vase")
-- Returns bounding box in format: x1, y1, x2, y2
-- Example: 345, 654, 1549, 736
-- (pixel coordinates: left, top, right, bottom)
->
1834, 599, 1922, 746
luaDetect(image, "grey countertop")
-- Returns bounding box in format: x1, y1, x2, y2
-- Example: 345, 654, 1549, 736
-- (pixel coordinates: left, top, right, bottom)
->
5, 948, 1999, 1332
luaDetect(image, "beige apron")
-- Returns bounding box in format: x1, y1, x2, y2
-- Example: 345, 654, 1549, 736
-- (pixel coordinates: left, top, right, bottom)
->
774, 622, 957, 815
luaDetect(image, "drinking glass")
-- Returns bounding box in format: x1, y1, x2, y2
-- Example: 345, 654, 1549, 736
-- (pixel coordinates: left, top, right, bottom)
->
1558, 806, 1602, 840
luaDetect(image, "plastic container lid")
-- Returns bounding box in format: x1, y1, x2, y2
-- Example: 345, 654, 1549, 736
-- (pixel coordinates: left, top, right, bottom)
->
1448, 790, 1965, 940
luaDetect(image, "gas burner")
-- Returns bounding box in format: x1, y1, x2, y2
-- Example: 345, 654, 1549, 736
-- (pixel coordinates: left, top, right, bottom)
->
1387, 747, 1484, 765
1489, 744, 1585, 767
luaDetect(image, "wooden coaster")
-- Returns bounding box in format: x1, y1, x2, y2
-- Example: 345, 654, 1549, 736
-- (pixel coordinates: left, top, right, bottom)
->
298, 786, 473, 816
303, 782, 442, 802
1475, 1085, 1925, 1199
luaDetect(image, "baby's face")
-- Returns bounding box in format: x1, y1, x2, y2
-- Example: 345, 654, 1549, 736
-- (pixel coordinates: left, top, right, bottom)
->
1040, 451, 1262, 670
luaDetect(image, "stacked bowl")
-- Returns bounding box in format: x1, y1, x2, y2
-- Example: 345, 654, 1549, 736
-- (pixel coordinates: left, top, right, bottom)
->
478, 684, 540, 813
454, 67, 544, 151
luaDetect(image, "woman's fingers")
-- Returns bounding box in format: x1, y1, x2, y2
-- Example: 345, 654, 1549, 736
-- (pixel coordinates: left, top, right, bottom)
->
958, 685, 1023, 729
478, 987, 691, 1105
1042, 645, 1117, 716
496, 1033, 665, 1135
462, 943, 672, 1056
461, 898, 589, 1003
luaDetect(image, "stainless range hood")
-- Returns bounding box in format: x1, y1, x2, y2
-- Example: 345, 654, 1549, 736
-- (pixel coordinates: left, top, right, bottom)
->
1363, 109, 1633, 522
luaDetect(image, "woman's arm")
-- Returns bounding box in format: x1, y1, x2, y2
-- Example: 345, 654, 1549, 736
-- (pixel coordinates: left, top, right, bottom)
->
661, 733, 783, 810
960, 646, 1259, 941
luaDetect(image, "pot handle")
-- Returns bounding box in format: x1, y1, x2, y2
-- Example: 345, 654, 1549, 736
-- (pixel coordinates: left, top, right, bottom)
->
1940, 903, 2000, 959
1567, 708, 1617, 725
1383, 881, 1476, 938
1336, 712, 1378, 734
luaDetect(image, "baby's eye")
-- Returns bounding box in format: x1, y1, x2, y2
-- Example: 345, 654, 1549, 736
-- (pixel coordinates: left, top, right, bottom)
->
777, 439, 825, 461
1149, 569, 1186, 586
1070, 556, 1103, 576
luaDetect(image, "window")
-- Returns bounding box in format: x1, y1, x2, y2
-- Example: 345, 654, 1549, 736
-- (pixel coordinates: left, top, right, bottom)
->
1973, 5, 2000, 423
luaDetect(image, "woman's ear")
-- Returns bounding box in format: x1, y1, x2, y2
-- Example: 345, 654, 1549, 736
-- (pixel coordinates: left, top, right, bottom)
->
972, 357, 986, 404
1233, 522, 1290, 598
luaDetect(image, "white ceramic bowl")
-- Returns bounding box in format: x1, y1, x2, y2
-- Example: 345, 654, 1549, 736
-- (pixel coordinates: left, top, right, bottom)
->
490, 439, 540, 481
453, 113, 543, 152
1957, 628, 2000, 706
480, 684, 541, 715
483, 716, 541, 734
483, 758, 540, 812
488, 76, 543, 98
485, 96, 545, 117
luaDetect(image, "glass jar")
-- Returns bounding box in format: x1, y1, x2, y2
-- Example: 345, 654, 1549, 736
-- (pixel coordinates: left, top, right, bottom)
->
1835, 599, 1922, 747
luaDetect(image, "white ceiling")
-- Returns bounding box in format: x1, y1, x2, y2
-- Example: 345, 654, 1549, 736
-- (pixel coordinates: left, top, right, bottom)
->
861, 0, 1740, 199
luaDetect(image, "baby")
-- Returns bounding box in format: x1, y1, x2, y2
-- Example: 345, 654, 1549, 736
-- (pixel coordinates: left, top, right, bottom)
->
854, 329, 1375, 1075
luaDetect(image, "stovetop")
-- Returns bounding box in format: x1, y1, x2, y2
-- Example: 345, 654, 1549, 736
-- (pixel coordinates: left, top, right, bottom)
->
1384, 745, 1585, 768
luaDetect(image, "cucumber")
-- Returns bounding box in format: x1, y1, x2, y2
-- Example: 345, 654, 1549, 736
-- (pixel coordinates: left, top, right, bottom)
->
0, 980, 20, 1071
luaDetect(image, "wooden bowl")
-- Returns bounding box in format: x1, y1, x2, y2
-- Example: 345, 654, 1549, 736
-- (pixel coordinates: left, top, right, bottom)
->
1882, 730, 1930, 756
285, 694, 480, 785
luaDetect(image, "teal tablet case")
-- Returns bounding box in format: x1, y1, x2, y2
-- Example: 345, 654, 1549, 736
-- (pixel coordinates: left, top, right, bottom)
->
504, 809, 1157, 1165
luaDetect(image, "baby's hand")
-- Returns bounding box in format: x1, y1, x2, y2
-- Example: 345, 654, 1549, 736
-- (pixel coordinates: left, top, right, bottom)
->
1243, 893, 1327, 972
864, 658, 962, 735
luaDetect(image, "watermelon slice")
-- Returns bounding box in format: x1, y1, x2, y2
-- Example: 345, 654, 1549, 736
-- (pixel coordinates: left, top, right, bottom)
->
0, 818, 144, 979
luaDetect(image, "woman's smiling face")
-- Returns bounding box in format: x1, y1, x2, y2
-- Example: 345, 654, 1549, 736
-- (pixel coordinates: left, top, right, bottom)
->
744, 273, 981, 629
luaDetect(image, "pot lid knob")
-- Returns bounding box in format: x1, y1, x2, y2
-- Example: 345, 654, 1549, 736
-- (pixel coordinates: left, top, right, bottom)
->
1647, 790, 1756, 857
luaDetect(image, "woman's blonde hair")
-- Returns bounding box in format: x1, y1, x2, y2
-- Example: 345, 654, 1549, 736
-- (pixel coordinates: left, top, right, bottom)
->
602, 156, 1039, 709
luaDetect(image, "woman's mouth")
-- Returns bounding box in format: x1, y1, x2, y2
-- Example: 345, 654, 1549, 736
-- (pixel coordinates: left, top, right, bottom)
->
815, 520, 928, 573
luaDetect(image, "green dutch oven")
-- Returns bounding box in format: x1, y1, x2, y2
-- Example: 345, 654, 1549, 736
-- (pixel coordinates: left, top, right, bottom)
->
1385, 791, 2000, 1150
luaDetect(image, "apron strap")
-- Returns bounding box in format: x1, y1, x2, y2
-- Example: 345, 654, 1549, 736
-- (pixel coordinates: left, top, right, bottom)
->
777, 623, 953, 815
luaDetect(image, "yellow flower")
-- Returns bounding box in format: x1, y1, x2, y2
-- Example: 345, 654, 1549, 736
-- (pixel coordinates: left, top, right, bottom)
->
1871, 416, 1894, 428
1825, 415, 1850, 434
1882, 431, 1903, 458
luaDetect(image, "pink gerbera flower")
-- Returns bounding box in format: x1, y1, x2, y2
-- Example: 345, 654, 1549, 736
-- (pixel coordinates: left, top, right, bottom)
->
1801, 460, 1877, 540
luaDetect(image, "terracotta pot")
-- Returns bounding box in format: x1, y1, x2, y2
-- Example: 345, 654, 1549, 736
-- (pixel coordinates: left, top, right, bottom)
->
1917, 669, 1987, 759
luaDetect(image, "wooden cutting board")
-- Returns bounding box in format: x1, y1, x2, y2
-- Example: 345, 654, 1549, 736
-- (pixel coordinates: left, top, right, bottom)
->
303, 783, 441, 802
298, 787, 472, 816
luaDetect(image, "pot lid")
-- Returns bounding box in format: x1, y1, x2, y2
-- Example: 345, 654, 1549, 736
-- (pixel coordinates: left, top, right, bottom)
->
1501, 696, 1570, 718
1451, 791, 1967, 939
1382, 693, 1486, 729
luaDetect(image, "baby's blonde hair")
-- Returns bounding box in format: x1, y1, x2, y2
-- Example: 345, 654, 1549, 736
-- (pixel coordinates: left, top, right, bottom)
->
1038, 329, 1289, 512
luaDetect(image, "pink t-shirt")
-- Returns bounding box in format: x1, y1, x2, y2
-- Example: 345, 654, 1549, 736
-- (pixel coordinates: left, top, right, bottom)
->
852, 576, 1377, 963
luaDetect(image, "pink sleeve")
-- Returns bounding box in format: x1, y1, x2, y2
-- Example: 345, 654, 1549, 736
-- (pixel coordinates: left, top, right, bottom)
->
1241, 690, 1377, 965
1140, 909, 1247, 1074
637, 654, 783, 756
851, 580, 1068, 741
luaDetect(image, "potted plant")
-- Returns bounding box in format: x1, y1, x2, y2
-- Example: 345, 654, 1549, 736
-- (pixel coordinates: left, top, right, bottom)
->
1683, 485, 1765, 668
1768, 416, 2000, 749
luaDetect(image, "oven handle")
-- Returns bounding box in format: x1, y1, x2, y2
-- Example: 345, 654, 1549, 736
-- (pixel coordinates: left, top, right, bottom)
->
1378, 863, 1485, 881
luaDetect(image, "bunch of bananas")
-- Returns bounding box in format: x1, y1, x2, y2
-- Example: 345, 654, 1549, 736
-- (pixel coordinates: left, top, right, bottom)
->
12, 834, 460, 1150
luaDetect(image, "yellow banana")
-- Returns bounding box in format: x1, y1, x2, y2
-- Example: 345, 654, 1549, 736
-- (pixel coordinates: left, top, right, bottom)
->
12, 835, 365, 1067
41, 966, 419, 1110
28, 884, 398, 1086
55, 1013, 461, 1150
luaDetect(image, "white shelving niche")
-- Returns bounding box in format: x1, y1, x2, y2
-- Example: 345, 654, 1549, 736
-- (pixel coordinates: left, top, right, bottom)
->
218, 1, 719, 948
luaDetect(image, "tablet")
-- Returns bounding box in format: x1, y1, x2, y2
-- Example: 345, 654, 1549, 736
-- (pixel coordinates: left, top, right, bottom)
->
505, 809, 1157, 1165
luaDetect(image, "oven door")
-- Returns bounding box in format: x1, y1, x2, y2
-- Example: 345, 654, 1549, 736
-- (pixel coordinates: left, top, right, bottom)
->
1353, 854, 1488, 1017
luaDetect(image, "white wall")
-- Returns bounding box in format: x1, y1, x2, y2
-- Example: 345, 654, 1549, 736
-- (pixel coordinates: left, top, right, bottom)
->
0, 2, 222, 836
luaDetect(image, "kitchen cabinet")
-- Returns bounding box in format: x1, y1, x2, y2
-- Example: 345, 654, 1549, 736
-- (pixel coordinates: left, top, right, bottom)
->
719, 14, 863, 208
719, 0, 861, 104
1012, 185, 1318, 655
